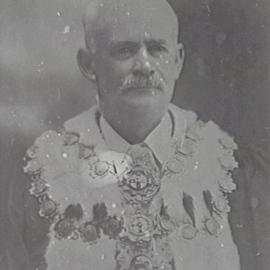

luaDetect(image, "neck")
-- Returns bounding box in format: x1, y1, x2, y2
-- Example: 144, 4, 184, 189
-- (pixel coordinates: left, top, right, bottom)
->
101, 105, 167, 145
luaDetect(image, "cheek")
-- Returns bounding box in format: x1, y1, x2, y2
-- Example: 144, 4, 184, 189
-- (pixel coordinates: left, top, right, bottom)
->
96, 60, 133, 99
156, 58, 177, 82
99, 58, 132, 82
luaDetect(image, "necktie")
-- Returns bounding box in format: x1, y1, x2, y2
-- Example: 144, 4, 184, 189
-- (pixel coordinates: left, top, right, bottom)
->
126, 142, 161, 174
116, 143, 176, 270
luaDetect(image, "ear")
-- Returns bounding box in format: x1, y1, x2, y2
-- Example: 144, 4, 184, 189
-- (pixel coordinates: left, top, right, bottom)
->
77, 48, 96, 82
174, 43, 185, 79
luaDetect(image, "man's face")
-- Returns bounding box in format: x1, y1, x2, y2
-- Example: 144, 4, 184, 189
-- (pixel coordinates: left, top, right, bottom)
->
84, 1, 183, 116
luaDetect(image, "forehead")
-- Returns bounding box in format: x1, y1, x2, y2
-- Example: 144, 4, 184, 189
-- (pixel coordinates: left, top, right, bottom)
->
86, 0, 178, 44
110, 12, 176, 43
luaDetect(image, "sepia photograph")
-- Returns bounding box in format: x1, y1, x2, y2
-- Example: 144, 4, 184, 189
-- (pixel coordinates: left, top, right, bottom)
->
0, 0, 269, 269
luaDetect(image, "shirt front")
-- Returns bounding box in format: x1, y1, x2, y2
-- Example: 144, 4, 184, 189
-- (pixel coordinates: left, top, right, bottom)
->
100, 109, 181, 164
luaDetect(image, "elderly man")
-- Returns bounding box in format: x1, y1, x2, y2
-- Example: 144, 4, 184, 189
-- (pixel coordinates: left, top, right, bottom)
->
5, 0, 240, 269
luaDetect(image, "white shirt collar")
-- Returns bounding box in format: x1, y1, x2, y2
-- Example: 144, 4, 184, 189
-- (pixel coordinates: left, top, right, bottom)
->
100, 111, 173, 163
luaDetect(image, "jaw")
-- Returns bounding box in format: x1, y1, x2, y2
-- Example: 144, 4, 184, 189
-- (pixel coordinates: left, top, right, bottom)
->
100, 84, 173, 117
101, 95, 169, 126
100, 98, 169, 144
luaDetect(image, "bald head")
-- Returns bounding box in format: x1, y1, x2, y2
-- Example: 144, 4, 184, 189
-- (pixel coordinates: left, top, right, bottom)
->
82, 0, 179, 50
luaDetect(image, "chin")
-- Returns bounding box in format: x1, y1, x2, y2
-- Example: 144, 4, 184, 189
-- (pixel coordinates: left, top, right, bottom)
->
121, 95, 170, 116
125, 95, 164, 108
121, 88, 164, 103
123, 88, 172, 110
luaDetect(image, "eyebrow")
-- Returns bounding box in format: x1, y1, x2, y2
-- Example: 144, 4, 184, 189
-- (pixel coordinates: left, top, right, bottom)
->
109, 41, 138, 48
109, 39, 168, 47
146, 39, 167, 45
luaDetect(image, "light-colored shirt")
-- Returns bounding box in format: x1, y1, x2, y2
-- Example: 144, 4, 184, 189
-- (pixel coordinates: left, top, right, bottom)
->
100, 111, 174, 163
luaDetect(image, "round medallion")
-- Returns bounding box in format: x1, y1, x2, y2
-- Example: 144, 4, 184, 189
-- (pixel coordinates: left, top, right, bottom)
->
128, 215, 153, 237
214, 197, 230, 213
129, 255, 153, 270
79, 222, 99, 243
54, 218, 75, 239
182, 224, 197, 240
119, 166, 160, 204
166, 158, 185, 174
126, 169, 150, 191
102, 216, 122, 239
91, 161, 110, 177
175, 140, 193, 156
205, 218, 221, 236
30, 178, 48, 196
39, 198, 57, 218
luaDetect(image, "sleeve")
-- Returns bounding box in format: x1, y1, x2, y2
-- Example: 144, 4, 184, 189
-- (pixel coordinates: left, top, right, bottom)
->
22, 179, 51, 270
0, 174, 30, 270
0, 141, 50, 270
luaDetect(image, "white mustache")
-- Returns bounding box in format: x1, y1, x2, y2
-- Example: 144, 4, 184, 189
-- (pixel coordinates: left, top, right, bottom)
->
120, 75, 165, 91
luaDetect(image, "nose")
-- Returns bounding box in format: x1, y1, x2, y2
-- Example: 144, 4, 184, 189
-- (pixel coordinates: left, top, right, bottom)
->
132, 47, 155, 77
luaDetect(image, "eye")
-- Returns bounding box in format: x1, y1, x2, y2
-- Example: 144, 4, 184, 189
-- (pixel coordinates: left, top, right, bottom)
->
147, 43, 168, 56
110, 43, 138, 60
118, 47, 133, 58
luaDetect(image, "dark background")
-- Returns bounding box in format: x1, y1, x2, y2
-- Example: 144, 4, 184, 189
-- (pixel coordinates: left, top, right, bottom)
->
0, 0, 269, 269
